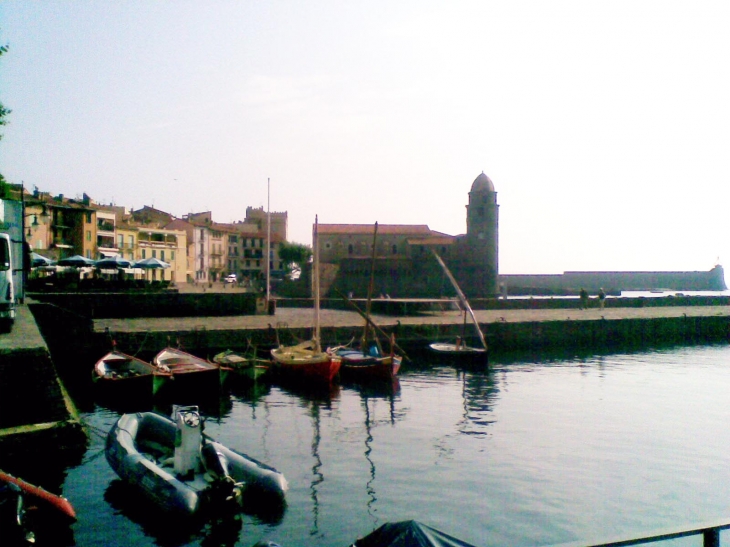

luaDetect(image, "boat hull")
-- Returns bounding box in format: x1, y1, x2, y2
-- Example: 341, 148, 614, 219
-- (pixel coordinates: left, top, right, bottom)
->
336, 349, 401, 381
93, 351, 169, 400
428, 343, 488, 366
270, 347, 341, 384
153, 348, 227, 393
105, 412, 288, 516
213, 351, 270, 382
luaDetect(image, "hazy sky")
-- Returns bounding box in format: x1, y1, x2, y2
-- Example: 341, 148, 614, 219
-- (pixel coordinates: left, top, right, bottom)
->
1, 1, 729, 277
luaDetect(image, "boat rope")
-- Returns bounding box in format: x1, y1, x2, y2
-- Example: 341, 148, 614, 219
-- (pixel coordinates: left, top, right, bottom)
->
132, 329, 152, 357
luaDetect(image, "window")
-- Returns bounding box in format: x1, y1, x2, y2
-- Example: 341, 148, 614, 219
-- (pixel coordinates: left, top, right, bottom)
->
117, 234, 124, 248
160, 251, 165, 261
86, 212, 92, 223
142, 249, 146, 259
86, 230, 91, 242
171, 251, 175, 261
152, 250, 157, 258
129, 235, 134, 249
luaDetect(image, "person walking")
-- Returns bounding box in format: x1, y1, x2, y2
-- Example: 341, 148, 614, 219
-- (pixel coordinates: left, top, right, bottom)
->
579, 287, 588, 310
598, 288, 606, 310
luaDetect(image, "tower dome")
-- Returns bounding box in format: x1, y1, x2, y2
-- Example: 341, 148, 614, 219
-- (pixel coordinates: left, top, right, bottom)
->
471, 172, 495, 193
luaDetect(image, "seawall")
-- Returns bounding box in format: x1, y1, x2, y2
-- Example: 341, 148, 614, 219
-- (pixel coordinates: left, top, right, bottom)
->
86, 301, 730, 361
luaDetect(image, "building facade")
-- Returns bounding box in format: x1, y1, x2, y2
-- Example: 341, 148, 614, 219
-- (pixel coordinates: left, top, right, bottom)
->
317, 173, 500, 298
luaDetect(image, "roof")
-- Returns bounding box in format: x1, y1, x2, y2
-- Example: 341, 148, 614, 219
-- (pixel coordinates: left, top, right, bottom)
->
471, 172, 495, 193
317, 224, 434, 236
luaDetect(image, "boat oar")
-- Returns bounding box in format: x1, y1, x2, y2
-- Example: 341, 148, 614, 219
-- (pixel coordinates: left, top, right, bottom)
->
334, 288, 412, 362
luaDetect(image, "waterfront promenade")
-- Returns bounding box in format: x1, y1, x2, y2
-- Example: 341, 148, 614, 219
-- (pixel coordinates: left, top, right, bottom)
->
93, 302, 730, 334
93, 299, 730, 357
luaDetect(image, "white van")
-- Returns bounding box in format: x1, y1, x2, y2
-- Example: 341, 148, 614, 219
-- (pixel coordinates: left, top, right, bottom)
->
0, 232, 16, 331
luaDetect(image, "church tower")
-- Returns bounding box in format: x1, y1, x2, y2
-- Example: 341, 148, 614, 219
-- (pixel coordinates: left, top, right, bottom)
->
463, 172, 499, 296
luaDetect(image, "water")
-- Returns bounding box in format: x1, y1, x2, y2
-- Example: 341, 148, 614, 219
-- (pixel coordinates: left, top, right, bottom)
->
10, 344, 730, 547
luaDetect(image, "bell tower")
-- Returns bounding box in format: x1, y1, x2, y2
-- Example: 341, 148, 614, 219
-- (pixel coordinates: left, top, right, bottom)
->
464, 172, 499, 296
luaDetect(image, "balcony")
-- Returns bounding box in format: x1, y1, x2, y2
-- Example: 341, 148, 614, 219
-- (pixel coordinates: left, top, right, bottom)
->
97, 221, 115, 234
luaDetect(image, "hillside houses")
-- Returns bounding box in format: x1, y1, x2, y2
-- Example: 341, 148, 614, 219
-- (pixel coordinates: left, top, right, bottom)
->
19, 185, 288, 285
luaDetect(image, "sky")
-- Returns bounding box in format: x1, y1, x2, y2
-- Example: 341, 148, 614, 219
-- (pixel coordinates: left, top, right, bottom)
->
1, 1, 729, 278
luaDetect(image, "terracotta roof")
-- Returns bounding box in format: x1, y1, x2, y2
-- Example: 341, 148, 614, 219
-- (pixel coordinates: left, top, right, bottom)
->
317, 224, 434, 236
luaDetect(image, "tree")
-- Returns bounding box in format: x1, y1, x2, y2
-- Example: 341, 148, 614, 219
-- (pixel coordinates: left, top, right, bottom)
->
278, 241, 312, 280
0, 39, 9, 195
0, 41, 9, 140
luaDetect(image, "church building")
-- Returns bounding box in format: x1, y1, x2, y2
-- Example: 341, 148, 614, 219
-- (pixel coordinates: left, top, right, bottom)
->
316, 172, 499, 298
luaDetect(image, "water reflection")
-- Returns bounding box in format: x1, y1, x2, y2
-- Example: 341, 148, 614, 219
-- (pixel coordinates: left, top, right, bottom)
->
456, 369, 500, 438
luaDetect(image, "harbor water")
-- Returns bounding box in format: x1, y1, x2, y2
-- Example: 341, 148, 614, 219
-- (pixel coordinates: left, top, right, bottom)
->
11, 343, 730, 547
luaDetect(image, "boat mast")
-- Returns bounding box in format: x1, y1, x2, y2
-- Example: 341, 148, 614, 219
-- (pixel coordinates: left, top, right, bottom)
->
430, 249, 488, 351
362, 222, 382, 355
313, 215, 321, 351
266, 177, 271, 307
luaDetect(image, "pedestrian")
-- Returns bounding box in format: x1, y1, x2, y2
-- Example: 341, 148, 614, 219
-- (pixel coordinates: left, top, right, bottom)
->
598, 287, 606, 310
579, 287, 588, 310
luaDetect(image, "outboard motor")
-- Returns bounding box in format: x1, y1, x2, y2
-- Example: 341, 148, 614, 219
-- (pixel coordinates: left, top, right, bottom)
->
0, 480, 34, 544
172, 405, 202, 479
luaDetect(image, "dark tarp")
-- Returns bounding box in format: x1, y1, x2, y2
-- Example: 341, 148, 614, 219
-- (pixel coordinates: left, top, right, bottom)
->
352, 520, 477, 547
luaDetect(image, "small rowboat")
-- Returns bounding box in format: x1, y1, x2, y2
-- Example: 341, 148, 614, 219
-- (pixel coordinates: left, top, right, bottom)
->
212, 350, 270, 381
329, 346, 401, 382
152, 347, 228, 391
428, 340, 488, 365
93, 350, 169, 397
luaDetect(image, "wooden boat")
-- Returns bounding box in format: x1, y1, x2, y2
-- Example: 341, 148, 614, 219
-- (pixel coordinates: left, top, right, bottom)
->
212, 350, 270, 381
105, 407, 288, 516
330, 345, 401, 382
270, 340, 341, 384
427, 250, 489, 366
270, 216, 341, 385
329, 223, 404, 382
428, 340, 487, 363
152, 347, 228, 390
0, 469, 77, 522
93, 349, 169, 397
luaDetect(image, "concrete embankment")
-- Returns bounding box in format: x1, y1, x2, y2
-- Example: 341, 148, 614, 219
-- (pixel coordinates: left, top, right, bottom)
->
91, 301, 730, 359
0, 305, 82, 445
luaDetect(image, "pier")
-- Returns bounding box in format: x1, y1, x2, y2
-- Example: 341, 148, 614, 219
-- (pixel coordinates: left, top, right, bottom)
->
0, 304, 82, 445
89, 297, 730, 358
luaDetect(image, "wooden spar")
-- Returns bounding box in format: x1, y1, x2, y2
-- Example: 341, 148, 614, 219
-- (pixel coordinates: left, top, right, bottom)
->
362, 222, 383, 355
429, 250, 488, 351
313, 215, 321, 352
334, 288, 411, 362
